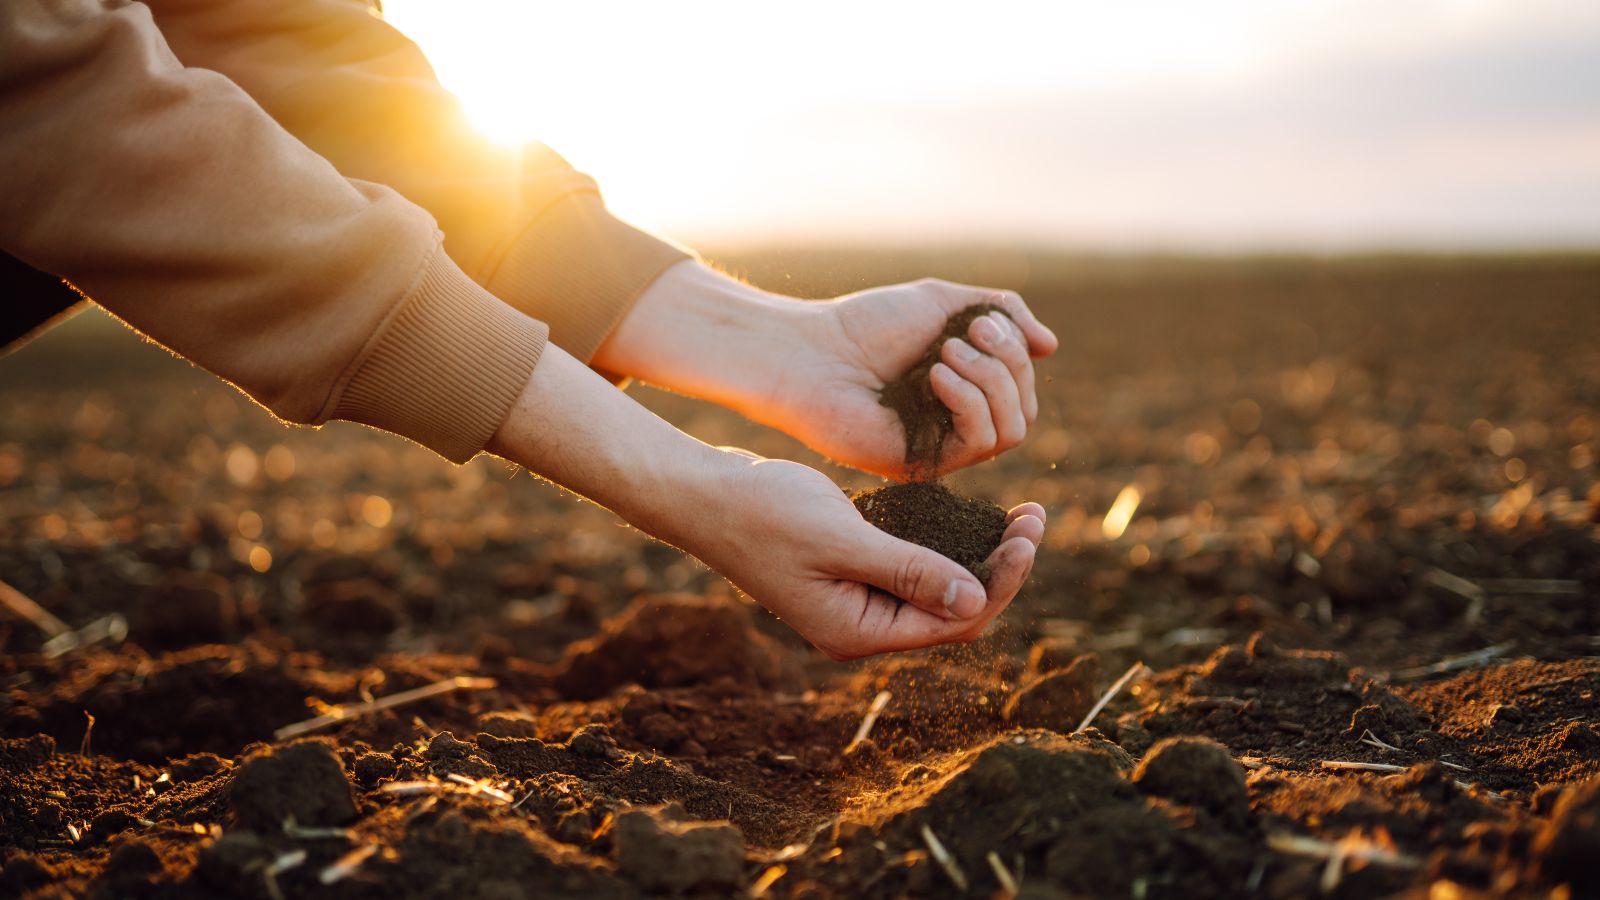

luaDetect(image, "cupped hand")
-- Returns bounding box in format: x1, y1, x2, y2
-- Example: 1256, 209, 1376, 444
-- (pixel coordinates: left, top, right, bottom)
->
685, 453, 1045, 660
767, 279, 1058, 479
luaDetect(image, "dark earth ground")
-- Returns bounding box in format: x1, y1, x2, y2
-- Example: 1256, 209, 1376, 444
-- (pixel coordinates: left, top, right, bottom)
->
2, 252, 1598, 898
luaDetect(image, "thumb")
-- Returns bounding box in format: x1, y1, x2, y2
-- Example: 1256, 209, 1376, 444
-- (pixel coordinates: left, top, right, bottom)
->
837, 525, 988, 620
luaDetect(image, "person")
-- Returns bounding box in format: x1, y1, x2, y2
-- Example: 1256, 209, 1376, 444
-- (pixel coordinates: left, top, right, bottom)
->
0, 0, 1058, 660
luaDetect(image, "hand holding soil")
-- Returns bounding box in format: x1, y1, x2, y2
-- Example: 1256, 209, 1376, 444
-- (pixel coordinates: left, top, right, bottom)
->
595, 264, 1058, 481
486, 347, 1044, 660
780, 279, 1057, 479
675, 455, 1044, 660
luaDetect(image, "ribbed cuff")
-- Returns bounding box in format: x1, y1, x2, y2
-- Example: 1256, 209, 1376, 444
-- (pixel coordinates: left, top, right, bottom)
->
326, 247, 548, 463
482, 191, 691, 364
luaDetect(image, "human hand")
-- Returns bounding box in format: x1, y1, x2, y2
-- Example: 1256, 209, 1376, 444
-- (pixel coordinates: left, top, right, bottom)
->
766, 279, 1059, 478
594, 264, 1058, 480
679, 453, 1045, 660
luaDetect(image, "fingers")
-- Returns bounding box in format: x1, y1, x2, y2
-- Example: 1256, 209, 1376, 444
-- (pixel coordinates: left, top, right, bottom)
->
940, 336, 1027, 452
828, 504, 1046, 659
929, 362, 996, 456
953, 512, 1044, 637
986, 289, 1058, 357
845, 532, 1038, 658
838, 596, 981, 659
1002, 509, 1046, 546
969, 311, 1038, 423
836, 523, 987, 620
911, 278, 1055, 357
976, 535, 1037, 617
1006, 501, 1047, 527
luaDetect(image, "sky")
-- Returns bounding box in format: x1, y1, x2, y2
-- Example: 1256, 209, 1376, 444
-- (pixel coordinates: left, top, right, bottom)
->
382, 0, 1600, 250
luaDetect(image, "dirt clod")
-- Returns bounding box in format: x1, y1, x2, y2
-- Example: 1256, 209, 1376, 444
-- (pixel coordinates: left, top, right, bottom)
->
1132, 737, 1250, 823
613, 804, 747, 893
851, 481, 1007, 577
1532, 776, 1600, 893
227, 739, 357, 832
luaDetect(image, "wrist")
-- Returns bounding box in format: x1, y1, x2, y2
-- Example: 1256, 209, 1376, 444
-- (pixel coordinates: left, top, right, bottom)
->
485, 345, 748, 557
591, 260, 818, 414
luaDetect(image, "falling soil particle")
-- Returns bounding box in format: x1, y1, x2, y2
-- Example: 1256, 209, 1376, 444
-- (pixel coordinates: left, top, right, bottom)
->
851, 481, 1007, 578
877, 303, 1007, 472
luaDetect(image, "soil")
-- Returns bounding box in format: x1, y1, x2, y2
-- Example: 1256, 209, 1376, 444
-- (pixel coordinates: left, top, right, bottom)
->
851, 481, 1008, 578
3, 253, 1600, 898
877, 303, 1007, 472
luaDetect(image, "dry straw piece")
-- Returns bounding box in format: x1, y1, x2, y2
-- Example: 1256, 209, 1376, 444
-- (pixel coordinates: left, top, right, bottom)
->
920, 825, 969, 892
986, 850, 1019, 895
275, 676, 497, 740
1074, 662, 1151, 734
318, 844, 379, 885
1267, 832, 1419, 892
1390, 641, 1513, 682
843, 690, 891, 755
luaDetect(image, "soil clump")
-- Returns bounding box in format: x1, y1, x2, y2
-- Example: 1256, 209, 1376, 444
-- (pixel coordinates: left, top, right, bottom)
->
851, 481, 1007, 577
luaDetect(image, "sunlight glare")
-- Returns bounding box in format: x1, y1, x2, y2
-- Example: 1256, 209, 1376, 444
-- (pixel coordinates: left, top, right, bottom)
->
378, 0, 1600, 248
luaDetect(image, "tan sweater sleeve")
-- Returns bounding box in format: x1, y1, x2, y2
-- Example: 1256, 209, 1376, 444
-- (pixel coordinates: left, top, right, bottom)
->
148, 0, 692, 364
0, 0, 546, 463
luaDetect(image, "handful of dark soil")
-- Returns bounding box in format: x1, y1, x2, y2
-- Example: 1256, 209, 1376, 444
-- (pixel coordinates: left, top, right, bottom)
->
852, 481, 1007, 580
878, 303, 1007, 473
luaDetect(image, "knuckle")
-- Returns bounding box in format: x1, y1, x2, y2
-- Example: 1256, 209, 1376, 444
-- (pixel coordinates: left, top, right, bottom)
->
998, 420, 1025, 449
971, 354, 1007, 386
895, 554, 927, 602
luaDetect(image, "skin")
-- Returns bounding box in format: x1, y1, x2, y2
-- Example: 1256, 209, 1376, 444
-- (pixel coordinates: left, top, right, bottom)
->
490, 260, 1058, 660
593, 261, 1060, 480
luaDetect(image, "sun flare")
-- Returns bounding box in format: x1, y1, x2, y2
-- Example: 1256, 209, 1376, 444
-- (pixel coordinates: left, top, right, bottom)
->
381, 0, 1600, 248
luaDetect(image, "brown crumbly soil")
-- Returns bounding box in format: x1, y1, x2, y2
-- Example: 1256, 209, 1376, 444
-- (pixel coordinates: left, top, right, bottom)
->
877, 303, 1006, 472
851, 481, 1008, 578
3, 253, 1600, 898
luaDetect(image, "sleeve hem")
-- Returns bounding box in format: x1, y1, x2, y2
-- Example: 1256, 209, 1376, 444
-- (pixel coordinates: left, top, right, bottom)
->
324, 245, 548, 463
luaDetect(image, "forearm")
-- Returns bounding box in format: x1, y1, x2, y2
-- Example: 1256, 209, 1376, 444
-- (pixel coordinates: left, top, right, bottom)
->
592, 260, 817, 414
485, 345, 739, 553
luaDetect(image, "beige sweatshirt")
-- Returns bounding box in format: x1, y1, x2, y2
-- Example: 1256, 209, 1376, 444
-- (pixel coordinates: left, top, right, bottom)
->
0, 0, 689, 462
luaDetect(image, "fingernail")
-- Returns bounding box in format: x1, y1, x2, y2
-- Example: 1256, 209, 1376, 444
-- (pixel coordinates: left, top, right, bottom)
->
971, 317, 1001, 347
948, 338, 980, 363
946, 581, 984, 618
